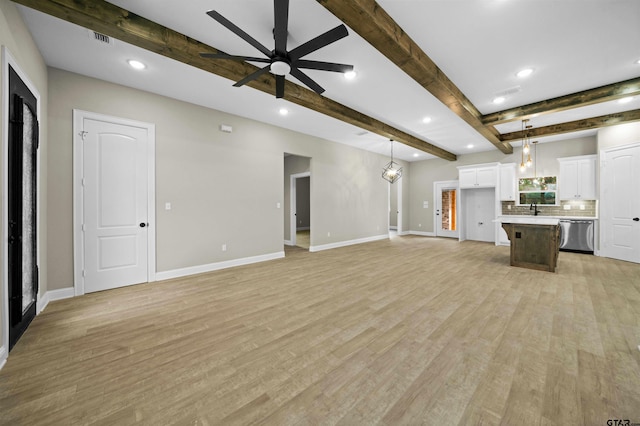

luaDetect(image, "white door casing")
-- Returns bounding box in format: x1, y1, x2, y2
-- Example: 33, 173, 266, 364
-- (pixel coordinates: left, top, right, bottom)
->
600, 143, 640, 263
73, 111, 155, 294
434, 180, 459, 238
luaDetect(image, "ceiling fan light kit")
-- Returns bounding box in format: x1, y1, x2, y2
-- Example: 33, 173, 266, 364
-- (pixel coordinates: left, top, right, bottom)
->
200, 0, 354, 98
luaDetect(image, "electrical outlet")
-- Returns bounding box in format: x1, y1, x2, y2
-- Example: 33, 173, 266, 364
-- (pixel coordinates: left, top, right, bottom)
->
580, 204, 585, 210
276, 202, 281, 209
418, 223, 422, 227
222, 244, 227, 252
507, 204, 512, 210
165, 202, 171, 210
563, 204, 571, 210
327, 232, 331, 237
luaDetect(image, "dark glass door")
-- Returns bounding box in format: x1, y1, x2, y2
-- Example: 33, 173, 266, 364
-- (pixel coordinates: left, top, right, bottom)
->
8, 65, 39, 351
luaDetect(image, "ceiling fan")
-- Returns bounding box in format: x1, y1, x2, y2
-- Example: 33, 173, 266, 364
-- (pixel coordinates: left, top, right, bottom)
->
200, 0, 354, 98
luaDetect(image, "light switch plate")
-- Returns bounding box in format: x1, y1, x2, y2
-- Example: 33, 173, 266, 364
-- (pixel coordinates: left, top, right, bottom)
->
165, 202, 171, 210
563, 204, 571, 210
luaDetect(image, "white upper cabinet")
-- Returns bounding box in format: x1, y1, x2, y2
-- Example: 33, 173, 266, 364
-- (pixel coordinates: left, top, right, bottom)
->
458, 163, 498, 188
558, 155, 597, 200
499, 163, 517, 201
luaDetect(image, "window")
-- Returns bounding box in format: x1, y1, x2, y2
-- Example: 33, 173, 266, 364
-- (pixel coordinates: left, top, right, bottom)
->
518, 176, 557, 205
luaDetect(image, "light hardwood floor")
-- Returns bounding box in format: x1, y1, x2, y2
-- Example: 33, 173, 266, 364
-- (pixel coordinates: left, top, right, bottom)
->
1, 236, 639, 425
295, 230, 310, 249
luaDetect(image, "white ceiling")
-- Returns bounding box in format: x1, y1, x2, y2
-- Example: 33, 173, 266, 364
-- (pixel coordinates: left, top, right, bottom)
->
17, 0, 640, 162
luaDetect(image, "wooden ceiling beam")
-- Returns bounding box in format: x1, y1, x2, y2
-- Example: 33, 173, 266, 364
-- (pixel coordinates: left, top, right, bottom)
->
500, 109, 640, 142
483, 77, 640, 126
12, 0, 457, 161
316, 0, 513, 154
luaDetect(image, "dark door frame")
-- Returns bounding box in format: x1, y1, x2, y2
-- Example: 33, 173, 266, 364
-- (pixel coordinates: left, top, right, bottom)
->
2, 49, 41, 355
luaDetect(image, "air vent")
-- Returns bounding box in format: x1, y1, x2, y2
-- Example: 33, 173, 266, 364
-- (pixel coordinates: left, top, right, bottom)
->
356, 131, 369, 136
496, 86, 522, 97
87, 30, 113, 46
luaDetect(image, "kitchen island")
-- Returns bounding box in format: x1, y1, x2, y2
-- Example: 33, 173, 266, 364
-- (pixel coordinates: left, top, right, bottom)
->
497, 216, 560, 272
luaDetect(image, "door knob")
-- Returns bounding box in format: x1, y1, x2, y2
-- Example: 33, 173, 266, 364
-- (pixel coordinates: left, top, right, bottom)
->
139, 222, 147, 227
633, 217, 639, 222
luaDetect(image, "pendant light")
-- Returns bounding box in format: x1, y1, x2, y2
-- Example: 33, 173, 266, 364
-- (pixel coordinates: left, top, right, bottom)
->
519, 119, 533, 172
382, 139, 402, 183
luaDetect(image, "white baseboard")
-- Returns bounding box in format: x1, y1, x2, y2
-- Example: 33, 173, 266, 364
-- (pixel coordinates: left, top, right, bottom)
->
398, 230, 410, 236
309, 234, 388, 252
155, 251, 285, 281
284, 240, 293, 246
0, 345, 6, 371
37, 287, 75, 314
409, 231, 436, 237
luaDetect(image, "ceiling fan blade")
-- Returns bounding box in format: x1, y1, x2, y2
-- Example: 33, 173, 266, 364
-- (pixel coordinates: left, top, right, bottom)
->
200, 53, 271, 63
206, 10, 273, 58
290, 67, 325, 95
273, 0, 289, 55
288, 24, 349, 61
294, 60, 354, 73
276, 75, 285, 98
233, 65, 272, 87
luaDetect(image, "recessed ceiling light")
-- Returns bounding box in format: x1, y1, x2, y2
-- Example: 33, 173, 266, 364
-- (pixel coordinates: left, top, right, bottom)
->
127, 59, 146, 70
279, 108, 289, 116
422, 116, 432, 124
467, 144, 474, 149
636, 59, 640, 65
516, 68, 533, 78
618, 97, 633, 104
413, 153, 420, 158
492, 96, 506, 105
344, 70, 357, 80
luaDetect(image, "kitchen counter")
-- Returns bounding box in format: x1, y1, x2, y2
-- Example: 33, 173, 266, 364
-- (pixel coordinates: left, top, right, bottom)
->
498, 215, 597, 220
496, 216, 560, 226
499, 219, 560, 273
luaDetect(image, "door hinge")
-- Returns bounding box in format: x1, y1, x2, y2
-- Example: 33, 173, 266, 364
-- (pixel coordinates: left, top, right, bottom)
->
82, 224, 86, 232
82, 270, 86, 277
81, 178, 86, 187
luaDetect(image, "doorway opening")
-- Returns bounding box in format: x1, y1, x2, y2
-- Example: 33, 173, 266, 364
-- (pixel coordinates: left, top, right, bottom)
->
388, 177, 402, 236
434, 181, 459, 238
284, 154, 311, 250
4, 58, 40, 352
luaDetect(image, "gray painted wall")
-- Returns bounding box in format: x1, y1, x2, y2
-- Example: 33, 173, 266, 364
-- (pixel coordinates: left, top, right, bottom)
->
598, 122, 640, 151
47, 68, 393, 289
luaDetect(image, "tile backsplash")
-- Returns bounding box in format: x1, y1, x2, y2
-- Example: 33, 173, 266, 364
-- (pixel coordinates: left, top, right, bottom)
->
501, 200, 597, 217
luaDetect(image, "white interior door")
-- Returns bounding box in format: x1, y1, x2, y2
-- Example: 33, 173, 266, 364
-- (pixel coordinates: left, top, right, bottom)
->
601, 144, 640, 263
79, 115, 152, 293
435, 181, 458, 238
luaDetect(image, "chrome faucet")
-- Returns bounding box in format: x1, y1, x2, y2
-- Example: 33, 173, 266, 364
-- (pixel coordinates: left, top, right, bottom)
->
530, 203, 540, 216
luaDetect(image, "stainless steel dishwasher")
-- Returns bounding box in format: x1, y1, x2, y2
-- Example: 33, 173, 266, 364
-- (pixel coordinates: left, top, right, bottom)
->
559, 219, 594, 254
